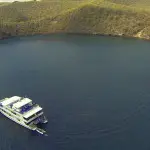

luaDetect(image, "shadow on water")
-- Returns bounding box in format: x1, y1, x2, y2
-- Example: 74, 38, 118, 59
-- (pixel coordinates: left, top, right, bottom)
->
29, 130, 47, 137
37, 123, 48, 129
29, 123, 48, 137
0, 33, 147, 47
0, 37, 21, 45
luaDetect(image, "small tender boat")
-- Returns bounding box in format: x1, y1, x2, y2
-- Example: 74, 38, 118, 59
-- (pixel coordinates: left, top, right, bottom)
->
0, 96, 48, 135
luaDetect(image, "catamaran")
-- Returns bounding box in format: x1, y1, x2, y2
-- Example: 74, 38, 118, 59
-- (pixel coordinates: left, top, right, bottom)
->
0, 96, 48, 135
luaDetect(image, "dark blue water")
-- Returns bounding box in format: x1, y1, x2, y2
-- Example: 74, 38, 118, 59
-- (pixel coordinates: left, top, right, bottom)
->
0, 34, 150, 150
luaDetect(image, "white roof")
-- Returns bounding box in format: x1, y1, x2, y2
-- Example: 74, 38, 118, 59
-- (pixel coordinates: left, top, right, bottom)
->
23, 106, 42, 118
1, 96, 21, 106
13, 98, 32, 109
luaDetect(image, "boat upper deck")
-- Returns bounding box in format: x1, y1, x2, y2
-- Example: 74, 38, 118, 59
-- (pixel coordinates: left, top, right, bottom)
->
12, 98, 32, 109
0, 96, 21, 106
23, 106, 42, 118
0, 96, 43, 119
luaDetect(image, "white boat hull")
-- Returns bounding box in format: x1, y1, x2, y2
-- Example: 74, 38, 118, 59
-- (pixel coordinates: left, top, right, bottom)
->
0, 107, 36, 131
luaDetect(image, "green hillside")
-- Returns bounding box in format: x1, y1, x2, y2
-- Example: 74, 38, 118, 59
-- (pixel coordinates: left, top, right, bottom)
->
1, 0, 150, 40
107, 0, 150, 7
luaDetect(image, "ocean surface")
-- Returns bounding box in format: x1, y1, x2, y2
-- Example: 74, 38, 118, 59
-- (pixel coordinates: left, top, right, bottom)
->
0, 34, 150, 150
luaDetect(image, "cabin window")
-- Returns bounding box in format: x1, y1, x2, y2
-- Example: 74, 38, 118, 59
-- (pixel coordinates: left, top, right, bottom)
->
26, 122, 31, 125
26, 117, 40, 125
23, 111, 42, 120
23, 114, 35, 120
10, 111, 16, 115
36, 110, 42, 115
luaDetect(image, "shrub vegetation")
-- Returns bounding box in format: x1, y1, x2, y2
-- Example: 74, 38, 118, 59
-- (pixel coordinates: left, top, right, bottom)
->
0, 0, 150, 40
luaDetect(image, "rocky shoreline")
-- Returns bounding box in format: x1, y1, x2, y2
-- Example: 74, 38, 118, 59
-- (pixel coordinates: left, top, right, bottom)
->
0, 31, 149, 42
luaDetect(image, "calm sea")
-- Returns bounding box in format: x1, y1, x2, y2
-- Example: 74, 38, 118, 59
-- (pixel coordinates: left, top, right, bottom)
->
0, 34, 150, 150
